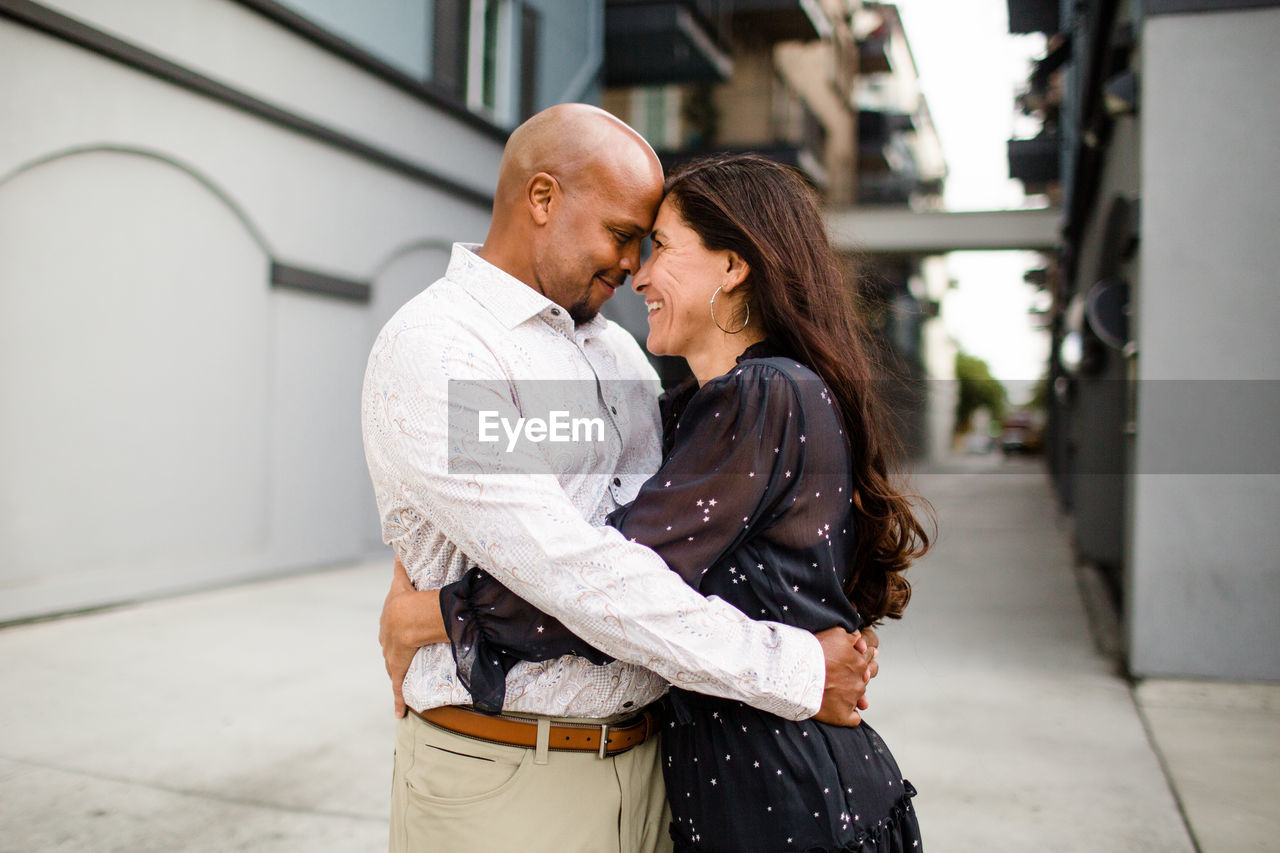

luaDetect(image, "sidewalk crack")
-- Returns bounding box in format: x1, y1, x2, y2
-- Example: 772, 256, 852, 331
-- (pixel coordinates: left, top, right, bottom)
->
1129, 693, 1203, 853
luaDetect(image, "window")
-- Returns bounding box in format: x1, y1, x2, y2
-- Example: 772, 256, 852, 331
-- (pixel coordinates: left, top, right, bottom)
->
628, 86, 681, 150
518, 4, 541, 122
432, 0, 469, 101
466, 0, 530, 125
271, 0, 542, 125
275, 0, 433, 79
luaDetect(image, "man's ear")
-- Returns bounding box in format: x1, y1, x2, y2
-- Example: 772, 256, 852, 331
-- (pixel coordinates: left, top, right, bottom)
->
723, 251, 751, 291
527, 172, 557, 225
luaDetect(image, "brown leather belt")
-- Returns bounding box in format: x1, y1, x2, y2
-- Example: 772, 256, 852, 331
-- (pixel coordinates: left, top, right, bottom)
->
417, 705, 659, 759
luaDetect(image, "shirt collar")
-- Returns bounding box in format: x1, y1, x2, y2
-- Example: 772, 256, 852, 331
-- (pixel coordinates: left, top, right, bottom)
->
447, 243, 610, 335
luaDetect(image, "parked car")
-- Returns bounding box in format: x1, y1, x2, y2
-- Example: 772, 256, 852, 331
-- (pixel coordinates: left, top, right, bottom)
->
1000, 412, 1043, 455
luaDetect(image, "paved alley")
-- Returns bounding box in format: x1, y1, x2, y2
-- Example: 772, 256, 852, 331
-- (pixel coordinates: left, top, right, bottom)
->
2, 457, 1274, 851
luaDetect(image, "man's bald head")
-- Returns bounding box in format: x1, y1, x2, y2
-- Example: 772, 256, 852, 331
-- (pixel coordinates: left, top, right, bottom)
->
493, 103, 662, 210
478, 104, 664, 324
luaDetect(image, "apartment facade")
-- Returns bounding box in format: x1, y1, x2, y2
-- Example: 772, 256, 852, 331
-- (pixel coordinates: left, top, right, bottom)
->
600, 1, 951, 456
1010, 0, 1280, 680
0, 0, 604, 621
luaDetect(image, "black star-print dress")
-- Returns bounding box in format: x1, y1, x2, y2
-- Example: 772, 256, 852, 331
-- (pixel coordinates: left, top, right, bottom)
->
440, 342, 922, 853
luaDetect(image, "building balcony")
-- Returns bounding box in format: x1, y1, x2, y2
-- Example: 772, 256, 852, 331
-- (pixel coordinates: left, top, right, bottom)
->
604, 1, 732, 87
857, 34, 892, 74
859, 136, 917, 177
859, 109, 915, 139
659, 138, 828, 190
1007, 0, 1059, 34
859, 141, 892, 173
857, 173, 915, 206
728, 0, 832, 43
856, 172, 944, 207
857, 110, 916, 175
1008, 131, 1061, 190
656, 92, 829, 187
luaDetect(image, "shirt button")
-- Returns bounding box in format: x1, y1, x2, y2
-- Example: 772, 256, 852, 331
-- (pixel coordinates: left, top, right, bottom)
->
613, 477, 621, 487
610, 405, 618, 414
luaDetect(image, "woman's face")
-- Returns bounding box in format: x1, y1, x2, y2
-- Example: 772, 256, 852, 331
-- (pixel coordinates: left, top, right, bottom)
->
632, 199, 739, 358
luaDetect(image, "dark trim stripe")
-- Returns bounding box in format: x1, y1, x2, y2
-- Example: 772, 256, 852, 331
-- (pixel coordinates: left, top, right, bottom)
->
271, 261, 371, 302
0, 0, 496, 210
1146, 0, 1280, 13
229, 0, 508, 143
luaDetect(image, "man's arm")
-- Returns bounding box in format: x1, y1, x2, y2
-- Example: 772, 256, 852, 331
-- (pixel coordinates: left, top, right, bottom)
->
365, 323, 841, 720
378, 565, 878, 722
381, 559, 878, 722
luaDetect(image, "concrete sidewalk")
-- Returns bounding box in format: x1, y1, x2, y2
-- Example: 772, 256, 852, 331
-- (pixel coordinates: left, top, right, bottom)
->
880, 459, 1189, 851
0, 561, 392, 852
1, 457, 1276, 851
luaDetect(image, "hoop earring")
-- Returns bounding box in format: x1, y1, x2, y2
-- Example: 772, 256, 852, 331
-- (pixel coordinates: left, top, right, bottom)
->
710, 285, 749, 334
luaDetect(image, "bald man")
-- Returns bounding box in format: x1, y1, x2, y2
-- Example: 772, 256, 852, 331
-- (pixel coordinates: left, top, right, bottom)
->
362, 104, 874, 852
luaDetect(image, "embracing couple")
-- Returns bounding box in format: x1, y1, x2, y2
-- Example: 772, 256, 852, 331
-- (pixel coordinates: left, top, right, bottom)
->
362, 103, 931, 853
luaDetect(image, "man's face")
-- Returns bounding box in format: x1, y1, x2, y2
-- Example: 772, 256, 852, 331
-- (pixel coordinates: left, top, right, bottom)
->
535, 160, 663, 324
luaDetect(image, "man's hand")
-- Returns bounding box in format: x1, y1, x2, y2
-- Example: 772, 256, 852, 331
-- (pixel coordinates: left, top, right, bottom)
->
378, 557, 444, 718
810, 627, 879, 727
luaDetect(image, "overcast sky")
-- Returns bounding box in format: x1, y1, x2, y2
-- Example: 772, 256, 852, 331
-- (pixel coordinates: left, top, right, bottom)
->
890, 0, 1051, 385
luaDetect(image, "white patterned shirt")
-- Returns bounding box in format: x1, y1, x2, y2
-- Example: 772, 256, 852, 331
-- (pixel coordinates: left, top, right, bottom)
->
361, 243, 825, 720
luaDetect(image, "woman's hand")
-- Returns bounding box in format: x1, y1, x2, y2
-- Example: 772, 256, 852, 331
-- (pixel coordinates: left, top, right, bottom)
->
378, 556, 446, 718
811, 627, 880, 727
859, 626, 880, 710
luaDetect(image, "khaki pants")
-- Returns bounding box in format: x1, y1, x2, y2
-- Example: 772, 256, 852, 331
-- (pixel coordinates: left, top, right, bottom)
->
390, 710, 672, 853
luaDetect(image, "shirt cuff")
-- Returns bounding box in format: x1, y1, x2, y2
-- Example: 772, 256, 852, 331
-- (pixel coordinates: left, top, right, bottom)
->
752, 623, 825, 721
791, 628, 826, 719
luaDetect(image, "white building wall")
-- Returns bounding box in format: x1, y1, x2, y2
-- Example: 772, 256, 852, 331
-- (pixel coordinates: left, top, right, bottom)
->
1128, 7, 1280, 679
23, 0, 504, 201
0, 1, 575, 620
0, 152, 273, 614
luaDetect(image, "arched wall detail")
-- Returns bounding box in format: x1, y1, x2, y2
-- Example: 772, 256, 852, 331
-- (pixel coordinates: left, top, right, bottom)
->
0, 147, 274, 620
0, 143, 275, 258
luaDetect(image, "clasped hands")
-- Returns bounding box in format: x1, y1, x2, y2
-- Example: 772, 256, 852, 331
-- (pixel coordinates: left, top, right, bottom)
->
379, 557, 879, 725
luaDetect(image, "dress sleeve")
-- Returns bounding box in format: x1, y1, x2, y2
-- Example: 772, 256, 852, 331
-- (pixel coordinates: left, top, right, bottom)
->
439, 362, 809, 710
440, 566, 614, 713
608, 362, 806, 588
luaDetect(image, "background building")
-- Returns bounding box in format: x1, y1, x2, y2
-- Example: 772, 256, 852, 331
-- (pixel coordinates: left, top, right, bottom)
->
1009, 0, 1280, 680
0, 0, 604, 622
600, 0, 952, 456
845, 2, 951, 461
0, 0, 961, 624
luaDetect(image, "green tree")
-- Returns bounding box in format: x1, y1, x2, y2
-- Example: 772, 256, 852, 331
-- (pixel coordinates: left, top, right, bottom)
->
1028, 374, 1050, 412
954, 351, 1007, 434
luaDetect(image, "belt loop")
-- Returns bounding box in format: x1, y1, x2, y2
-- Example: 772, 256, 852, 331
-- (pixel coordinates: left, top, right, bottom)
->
534, 717, 550, 765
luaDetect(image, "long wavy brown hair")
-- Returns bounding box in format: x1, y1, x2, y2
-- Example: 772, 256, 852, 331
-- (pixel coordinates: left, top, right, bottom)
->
664, 153, 933, 624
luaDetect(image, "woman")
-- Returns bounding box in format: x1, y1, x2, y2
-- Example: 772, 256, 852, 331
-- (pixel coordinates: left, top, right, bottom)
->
406, 154, 931, 852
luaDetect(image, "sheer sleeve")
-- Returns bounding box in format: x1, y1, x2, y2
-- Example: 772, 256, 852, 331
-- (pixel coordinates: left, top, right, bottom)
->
439, 361, 808, 711
439, 565, 613, 713
608, 361, 806, 588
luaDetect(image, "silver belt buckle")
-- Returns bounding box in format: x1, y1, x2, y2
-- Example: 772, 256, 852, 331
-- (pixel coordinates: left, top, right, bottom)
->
597, 723, 610, 759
